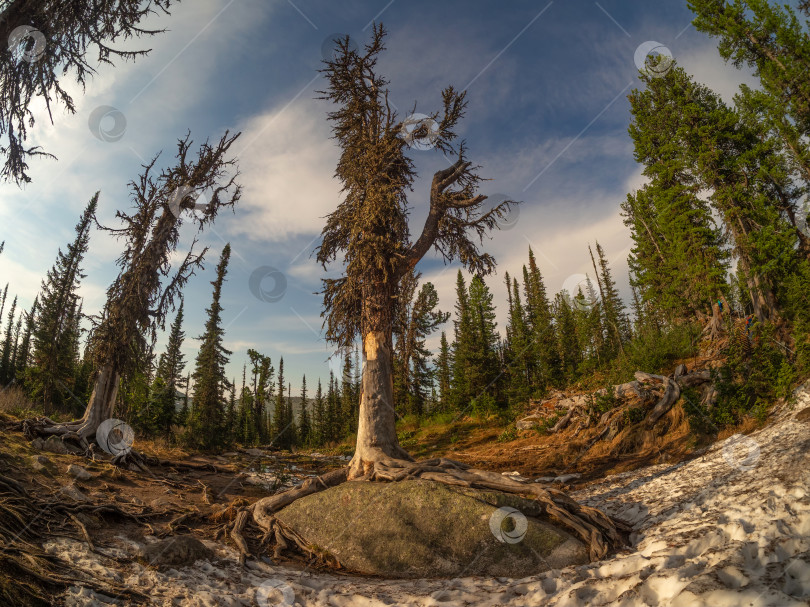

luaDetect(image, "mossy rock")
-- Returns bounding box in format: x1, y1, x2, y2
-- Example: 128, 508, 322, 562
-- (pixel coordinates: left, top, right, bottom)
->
274, 479, 589, 578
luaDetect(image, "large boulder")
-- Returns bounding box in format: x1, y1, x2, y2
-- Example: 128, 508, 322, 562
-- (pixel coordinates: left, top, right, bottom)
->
274, 479, 589, 578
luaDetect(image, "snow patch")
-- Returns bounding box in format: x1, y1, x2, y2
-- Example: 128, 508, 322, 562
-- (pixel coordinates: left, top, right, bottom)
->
52, 382, 810, 606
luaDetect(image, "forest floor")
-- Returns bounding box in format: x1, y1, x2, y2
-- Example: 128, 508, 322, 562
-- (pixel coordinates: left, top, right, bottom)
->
1, 376, 809, 605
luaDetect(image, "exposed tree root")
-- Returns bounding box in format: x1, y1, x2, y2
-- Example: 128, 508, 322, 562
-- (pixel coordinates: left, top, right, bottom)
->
542, 366, 715, 437
10, 417, 233, 474
0, 473, 152, 605
251, 453, 629, 564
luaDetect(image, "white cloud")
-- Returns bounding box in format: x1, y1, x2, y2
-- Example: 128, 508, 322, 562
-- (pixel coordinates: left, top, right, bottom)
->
228, 97, 341, 242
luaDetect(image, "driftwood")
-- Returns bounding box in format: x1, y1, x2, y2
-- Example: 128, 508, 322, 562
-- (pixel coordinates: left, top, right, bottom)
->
520, 366, 716, 436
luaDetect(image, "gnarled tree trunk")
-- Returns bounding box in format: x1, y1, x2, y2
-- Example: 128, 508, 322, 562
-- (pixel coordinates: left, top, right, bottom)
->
349, 330, 412, 478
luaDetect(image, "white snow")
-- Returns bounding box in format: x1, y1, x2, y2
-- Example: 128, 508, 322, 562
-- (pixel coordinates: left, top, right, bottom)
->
50, 381, 810, 606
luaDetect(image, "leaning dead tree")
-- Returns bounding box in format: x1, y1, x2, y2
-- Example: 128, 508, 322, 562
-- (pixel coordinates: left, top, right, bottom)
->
249, 25, 625, 562
0, 0, 176, 184
22, 131, 241, 458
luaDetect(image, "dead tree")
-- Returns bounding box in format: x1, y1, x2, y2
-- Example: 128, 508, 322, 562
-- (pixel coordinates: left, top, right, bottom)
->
251, 25, 625, 562
23, 131, 241, 457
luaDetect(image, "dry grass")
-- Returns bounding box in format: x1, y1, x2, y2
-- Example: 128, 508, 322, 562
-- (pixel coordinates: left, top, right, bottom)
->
0, 385, 38, 419
136, 435, 191, 460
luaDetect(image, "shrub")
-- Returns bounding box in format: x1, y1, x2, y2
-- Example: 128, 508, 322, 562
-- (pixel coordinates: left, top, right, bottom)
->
711, 321, 789, 427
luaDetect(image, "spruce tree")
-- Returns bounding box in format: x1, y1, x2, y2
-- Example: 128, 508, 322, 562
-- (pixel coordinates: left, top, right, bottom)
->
273, 357, 288, 447
523, 249, 562, 389
225, 380, 236, 445
297, 375, 311, 446
629, 65, 796, 322
27, 195, 96, 411
503, 274, 531, 405
590, 242, 629, 356
313, 378, 326, 446
340, 353, 355, 433
8, 313, 22, 381
247, 348, 273, 442
156, 301, 187, 400
187, 244, 233, 450
467, 275, 501, 407
450, 271, 472, 410
554, 292, 581, 381
689, 0, 810, 184
285, 382, 296, 447
435, 332, 452, 411
14, 296, 37, 380
0, 284, 8, 328
0, 295, 17, 384
237, 366, 255, 444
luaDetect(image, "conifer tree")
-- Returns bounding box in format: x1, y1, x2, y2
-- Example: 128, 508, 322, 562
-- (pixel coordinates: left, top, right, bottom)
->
27, 195, 96, 411
273, 356, 288, 447
187, 244, 233, 450
297, 375, 311, 446
0, 295, 17, 384
8, 313, 22, 381
14, 296, 37, 380
503, 273, 531, 405
285, 382, 296, 447
313, 378, 326, 446
179, 372, 191, 425
225, 380, 236, 445
554, 292, 581, 381
393, 270, 449, 415
316, 25, 515, 475
235, 366, 252, 443
467, 275, 501, 406
0, 284, 8, 328
450, 271, 472, 410
339, 352, 355, 433
590, 242, 629, 356
621, 180, 728, 320
688, 0, 810, 184
435, 331, 452, 411
523, 249, 562, 388
247, 348, 273, 442
325, 372, 339, 444
26, 132, 241, 448
155, 300, 187, 399
629, 65, 796, 322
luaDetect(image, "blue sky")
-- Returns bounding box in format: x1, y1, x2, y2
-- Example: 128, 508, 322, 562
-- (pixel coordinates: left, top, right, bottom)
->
0, 0, 760, 396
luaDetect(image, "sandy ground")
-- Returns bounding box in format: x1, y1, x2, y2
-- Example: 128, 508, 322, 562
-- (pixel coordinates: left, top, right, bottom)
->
44, 381, 810, 606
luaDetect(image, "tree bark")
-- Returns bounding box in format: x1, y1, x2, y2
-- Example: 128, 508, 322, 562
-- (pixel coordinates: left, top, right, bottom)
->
349, 330, 412, 479
38, 362, 119, 440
